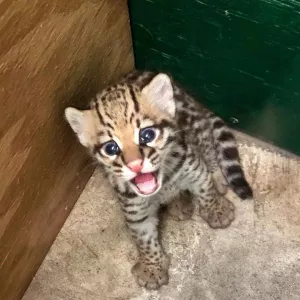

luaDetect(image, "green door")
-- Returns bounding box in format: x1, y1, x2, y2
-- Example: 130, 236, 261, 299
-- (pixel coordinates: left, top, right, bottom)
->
129, 0, 300, 155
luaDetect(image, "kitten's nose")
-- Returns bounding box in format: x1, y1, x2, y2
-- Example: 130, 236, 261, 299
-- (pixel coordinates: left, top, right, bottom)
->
127, 159, 143, 173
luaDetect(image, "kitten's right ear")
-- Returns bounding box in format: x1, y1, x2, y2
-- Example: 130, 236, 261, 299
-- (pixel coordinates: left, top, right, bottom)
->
64, 107, 89, 147
142, 73, 175, 117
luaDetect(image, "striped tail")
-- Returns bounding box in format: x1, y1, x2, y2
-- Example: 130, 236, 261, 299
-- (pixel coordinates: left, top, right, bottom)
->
209, 114, 253, 200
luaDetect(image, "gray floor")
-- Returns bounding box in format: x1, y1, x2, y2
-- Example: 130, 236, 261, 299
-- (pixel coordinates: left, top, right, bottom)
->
23, 133, 300, 300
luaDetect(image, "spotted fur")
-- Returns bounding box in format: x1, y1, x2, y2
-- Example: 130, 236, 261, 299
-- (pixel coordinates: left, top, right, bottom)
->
65, 70, 252, 290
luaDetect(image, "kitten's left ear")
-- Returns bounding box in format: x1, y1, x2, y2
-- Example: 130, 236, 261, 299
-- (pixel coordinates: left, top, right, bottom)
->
64, 107, 89, 147
142, 73, 175, 117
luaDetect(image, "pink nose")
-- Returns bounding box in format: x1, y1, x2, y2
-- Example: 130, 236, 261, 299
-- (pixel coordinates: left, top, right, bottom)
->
127, 159, 143, 173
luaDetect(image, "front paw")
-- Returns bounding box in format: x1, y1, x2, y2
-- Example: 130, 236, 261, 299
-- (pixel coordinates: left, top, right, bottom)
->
199, 196, 235, 229
131, 256, 170, 290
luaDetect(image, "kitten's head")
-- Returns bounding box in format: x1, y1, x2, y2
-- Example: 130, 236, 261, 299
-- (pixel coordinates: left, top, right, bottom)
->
65, 73, 177, 197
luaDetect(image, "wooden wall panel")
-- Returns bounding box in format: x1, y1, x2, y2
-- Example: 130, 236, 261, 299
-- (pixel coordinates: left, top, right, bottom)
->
0, 1, 134, 299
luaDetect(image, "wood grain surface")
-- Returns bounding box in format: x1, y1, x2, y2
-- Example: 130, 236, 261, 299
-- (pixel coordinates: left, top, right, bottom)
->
0, 1, 134, 299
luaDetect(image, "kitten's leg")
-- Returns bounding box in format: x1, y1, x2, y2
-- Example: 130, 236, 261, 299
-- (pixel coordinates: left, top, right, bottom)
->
212, 168, 228, 195
121, 199, 169, 290
195, 119, 228, 195
190, 161, 235, 229
167, 191, 194, 221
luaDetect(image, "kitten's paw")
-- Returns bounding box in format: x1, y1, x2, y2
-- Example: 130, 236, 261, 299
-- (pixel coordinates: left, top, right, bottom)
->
167, 195, 194, 221
131, 256, 169, 290
199, 196, 235, 229
212, 169, 228, 195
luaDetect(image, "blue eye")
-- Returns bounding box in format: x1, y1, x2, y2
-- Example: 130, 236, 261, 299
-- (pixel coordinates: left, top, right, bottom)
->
103, 141, 120, 156
139, 127, 156, 144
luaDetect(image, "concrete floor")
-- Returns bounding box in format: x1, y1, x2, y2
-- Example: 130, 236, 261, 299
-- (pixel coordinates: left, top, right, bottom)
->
23, 133, 300, 300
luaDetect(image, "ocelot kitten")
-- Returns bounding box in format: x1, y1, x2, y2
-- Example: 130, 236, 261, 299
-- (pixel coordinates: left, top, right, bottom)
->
65, 71, 253, 290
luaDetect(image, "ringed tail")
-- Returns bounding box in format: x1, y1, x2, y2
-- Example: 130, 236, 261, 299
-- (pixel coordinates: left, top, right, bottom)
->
209, 114, 253, 200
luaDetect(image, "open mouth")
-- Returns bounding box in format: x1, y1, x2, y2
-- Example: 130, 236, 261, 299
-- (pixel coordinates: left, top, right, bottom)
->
131, 171, 160, 196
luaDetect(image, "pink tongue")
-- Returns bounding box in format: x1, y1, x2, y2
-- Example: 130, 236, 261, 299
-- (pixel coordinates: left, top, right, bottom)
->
134, 173, 157, 194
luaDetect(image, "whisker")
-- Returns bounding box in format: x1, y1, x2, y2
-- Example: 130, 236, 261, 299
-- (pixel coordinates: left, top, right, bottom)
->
172, 128, 191, 135
80, 160, 99, 173
160, 162, 174, 173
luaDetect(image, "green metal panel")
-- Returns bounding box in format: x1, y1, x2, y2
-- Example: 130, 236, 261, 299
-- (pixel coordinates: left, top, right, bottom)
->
128, 0, 300, 155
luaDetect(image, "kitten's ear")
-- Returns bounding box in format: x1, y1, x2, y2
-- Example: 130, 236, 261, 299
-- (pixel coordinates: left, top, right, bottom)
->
142, 73, 175, 117
64, 107, 89, 147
